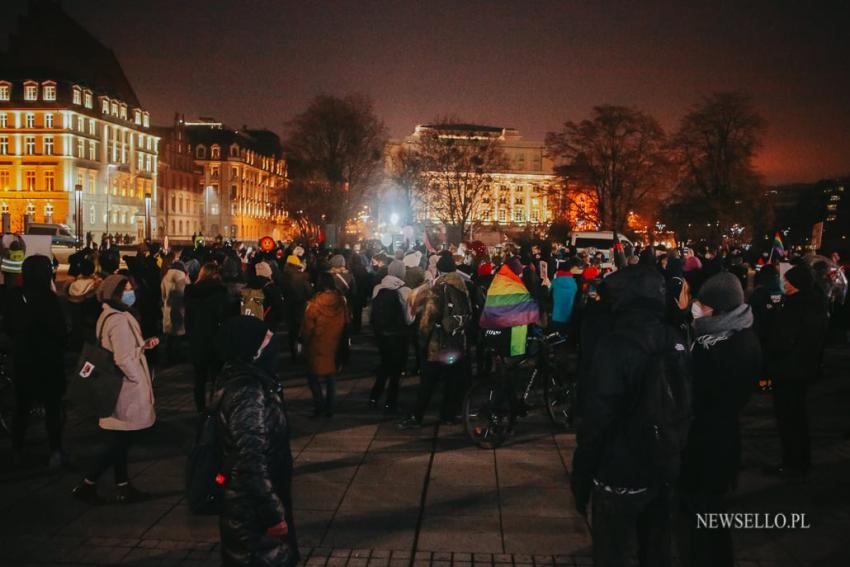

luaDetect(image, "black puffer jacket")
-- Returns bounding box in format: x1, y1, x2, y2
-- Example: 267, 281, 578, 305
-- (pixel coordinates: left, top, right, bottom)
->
217, 361, 296, 567
768, 289, 829, 383
185, 280, 229, 364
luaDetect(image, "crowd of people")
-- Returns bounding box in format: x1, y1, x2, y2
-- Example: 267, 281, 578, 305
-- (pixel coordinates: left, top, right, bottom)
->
0, 232, 848, 566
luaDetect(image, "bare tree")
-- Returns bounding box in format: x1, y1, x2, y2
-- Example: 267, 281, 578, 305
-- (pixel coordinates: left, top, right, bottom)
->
283, 94, 386, 238
546, 105, 672, 234
398, 121, 508, 239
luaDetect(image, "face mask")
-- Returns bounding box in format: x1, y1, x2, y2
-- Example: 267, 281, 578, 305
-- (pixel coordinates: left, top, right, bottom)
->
691, 302, 705, 320
122, 290, 136, 307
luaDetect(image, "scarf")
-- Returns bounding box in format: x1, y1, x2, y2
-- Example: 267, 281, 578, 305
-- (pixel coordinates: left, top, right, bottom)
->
693, 303, 754, 348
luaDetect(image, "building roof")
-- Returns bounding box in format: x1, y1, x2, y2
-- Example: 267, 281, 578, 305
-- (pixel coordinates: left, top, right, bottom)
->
0, 0, 141, 108
183, 121, 282, 158
420, 123, 506, 133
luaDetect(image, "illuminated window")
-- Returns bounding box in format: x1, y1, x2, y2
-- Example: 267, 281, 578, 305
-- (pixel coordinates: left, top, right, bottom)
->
24, 82, 38, 101
89, 205, 95, 224
211, 145, 221, 159
0, 137, 8, 155
0, 113, 6, 127
84, 90, 93, 108
25, 171, 36, 190
514, 209, 525, 223
77, 138, 84, 157
111, 101, 118, 116
26, 113, 35, 128
119, 104, 127, 120
230, 144, 239, 157
210, 165, 219, 177
137, 153, 144, 171
44, 113, 53, 128
77, 116, 84, 131
89, 119, 96, 136
498, 208, 507, 223
196, 145, 206, 159
72, 86, 82, 105
142, 113, 149, 128
0, 171, 9, 189
25, 136, 35, 155
101, 98, 109, 113
26, 202, 36, 215
44, 136, 54, 155
0, 83, 10, 101
42, 83, 56, 101
89, 141, 96, 160
134, 110, 142, 125
44, 171, 54, 191
531, 209, 540, 222
0, 201, 7, 213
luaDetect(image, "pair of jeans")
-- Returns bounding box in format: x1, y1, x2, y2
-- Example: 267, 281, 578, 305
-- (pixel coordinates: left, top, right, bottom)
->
371, 335, 409, 408
591, 484, 673, 567
772, 381, 810, 471
307, 374, 336, 414
86, 430, 135, 484
412, 361, 464, 422
12, 388, 63, 453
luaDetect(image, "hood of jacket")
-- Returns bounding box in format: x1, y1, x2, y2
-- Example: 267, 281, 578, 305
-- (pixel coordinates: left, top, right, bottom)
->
372, 274, 406, 298
694, 303, 754, 348
312, 290, 346, 315
162, 268, 188, 286
68, 277, 98, 301
435, 272, 468, 294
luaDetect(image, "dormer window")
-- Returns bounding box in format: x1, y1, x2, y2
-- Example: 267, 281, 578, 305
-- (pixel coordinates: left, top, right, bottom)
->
84, 89, 93, 108
230, 144, 240, 158
196, 145, 207, 159
211, 145, 221, 159
23, 81, 38, 101
42, 82, 56, 101
101, 98, 109, 114
72, 86, 82, 104
110, 101, 119, 116
134, 109, 142, 125
119, 104, 127, 120
0, 82, 10, 101
142, 112, 150, 128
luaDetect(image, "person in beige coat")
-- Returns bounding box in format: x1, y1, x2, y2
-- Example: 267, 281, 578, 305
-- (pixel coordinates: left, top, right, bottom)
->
73, 274, 159, 505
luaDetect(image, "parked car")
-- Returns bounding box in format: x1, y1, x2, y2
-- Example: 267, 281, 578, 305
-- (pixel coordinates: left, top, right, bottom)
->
570, 230, 633, 259
25, 223, 77, 246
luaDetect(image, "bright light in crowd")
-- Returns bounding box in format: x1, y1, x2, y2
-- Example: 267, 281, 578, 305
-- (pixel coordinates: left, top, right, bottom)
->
390, 212, 399, 226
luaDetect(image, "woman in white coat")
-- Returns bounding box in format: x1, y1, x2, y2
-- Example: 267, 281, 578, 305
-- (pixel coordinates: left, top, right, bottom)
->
73, 274, 159, 505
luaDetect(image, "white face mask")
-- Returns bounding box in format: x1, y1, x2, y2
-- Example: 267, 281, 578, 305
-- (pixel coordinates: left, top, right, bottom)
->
691, 302, 706, 320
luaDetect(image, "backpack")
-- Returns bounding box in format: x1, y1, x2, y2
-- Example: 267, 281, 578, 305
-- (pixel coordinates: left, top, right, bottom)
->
623, 329, 693, 483
371, 288, 406, 336
434, 282, 472, 361
240, 287, 267, 320
185, 392, 226, 515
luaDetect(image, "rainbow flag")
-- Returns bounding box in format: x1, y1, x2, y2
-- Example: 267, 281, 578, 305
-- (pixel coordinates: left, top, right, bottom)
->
480, 264, 539, 330
772, 232, 784, 253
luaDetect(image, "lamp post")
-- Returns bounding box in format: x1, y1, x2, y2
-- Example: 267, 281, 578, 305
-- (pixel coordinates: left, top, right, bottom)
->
74, 183, 83, 247
144, 191, 152, 241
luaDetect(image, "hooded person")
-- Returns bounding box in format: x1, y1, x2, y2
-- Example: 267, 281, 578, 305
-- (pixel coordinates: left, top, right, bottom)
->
680, 272, 762, 567
571, 265, 689, 567
216, 316, 299, 567
328, 253, 358, 306
4, 255, 68, 467
161, 260, 190, 364
281, 256, 313, 360
66, 259, 102, 351
402, 250, 425, 289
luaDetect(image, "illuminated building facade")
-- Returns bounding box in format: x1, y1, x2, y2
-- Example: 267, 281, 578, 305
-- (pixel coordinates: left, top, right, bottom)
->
184, 119, 288, 241
0, 0, 159, 240
153, 118, 202, 242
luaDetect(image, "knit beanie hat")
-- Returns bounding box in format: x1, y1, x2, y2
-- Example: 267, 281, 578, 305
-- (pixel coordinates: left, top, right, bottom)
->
436, 253, 456, 273
97, 274, 128, 303
255, 261, 272, 279
330, 254, 346, 269
403, 250, 422, 269
784, 264, 814, 292
698, 272, 745, 312
388, 259, 406, 280
683, 256, 703, 272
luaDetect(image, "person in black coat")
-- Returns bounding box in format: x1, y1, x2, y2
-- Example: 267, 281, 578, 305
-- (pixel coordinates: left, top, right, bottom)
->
571, 265, 688, 567
764, 264, 829, 480
185, 262, 230, 413
217, 316, 298, 567
680, 272, 762, 567
3, 255, 68, 467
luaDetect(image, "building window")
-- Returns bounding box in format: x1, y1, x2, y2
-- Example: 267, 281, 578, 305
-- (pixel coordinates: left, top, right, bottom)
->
514, 209, 525, 223
44, 171, 55, 191
42, 83, 56, 101
44, 113, 53, 128
196, 145, 206, 159
498, 209, 507, 223
26, 202, 36, 215
0, 113, 6, 127
25, 171, 36, 190
211, 145, 221, 159
134, 110, 142, 125
0, 171, 9, 189
119, 104, 127, 120
137, 154, 144, 171
77, 138, 84, 157
84, 90, 93, 108
24, 82, 38, 101
77, 116, 84, 131
89, 141, 96, 160
26, 113, 35, 128
110, 101, 118, 116
231, 166, 238, 178
0, 201, 7, 213
25, 136, 36, 155
0, 137, 8, 155
0, 83, 10, 101
142, 113, 149, 128
72, 86, 82, 105
89, 205, 96, 224
531, 209, 540, 222
210, 165, 219, 177
230, 144, 239, 157
44, 136, 54, 155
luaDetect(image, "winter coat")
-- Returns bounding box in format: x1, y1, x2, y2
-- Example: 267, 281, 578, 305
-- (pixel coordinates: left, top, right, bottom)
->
681, 323, 761, 494
217, 361, 295, 567
748, 285, 783, 348
66, 277, 101, 351
418, 272, 471, 363
257, 277, 285, 328
3, 288, 68, 399
301, 290, 349, 376
97, 305, 155, 431
161, 268, 189, 336
551, 274, 577, 324
767, 290, 829, 383
371, 275, 415, 328
282, 263, 312, 317
330, 268, 358, 304
403, 266, 426, 290
185, 279, 230, 364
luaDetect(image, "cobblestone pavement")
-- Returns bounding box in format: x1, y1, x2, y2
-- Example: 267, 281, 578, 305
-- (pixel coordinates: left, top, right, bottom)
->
1, 332, 849, 567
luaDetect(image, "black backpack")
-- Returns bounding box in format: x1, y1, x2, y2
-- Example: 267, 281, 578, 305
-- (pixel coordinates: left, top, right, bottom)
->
434, 282, 472, 360
371, 288, 406, 336
185, 392, 227, 515
623, 329, 693, 483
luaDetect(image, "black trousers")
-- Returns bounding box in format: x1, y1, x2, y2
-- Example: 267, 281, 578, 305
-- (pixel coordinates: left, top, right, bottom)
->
371, 335, 409, 407
192, 357, 220, 413
772, 381, 811, 471
412, 361, 464, 422
12, 386, 63, 453
591, 484, 673, 567
679, 489, 733, 567
87, 429, 135, 484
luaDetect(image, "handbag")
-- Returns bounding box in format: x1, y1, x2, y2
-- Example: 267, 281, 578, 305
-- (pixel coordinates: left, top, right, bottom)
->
70, 313, 125, 418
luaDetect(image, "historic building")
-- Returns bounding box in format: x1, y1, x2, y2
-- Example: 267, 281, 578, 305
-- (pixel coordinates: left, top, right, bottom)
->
153, 117, 203, 243
183, 119, 288, 241
0, 0, 158, 240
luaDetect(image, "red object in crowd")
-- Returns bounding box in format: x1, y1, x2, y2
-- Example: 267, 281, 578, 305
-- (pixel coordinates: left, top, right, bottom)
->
583, 266, 601, 281
258, 236, 275, 252
477, 262, 494, 277
214, 473, 226, 485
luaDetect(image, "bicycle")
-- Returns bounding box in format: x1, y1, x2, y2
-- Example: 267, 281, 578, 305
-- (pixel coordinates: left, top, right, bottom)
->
463, 328, 575, 449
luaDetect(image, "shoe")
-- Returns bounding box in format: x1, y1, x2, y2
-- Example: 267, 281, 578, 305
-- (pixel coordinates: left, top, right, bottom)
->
73, 481, 106, 505
398, 416, 422, 430
115, 482, 152, 504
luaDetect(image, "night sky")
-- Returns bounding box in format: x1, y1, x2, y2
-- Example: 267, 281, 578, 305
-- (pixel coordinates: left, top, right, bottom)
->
3, 0, 848, 184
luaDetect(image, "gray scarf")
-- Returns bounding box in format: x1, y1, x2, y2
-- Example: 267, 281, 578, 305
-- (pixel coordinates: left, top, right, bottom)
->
694, 303, 754, 349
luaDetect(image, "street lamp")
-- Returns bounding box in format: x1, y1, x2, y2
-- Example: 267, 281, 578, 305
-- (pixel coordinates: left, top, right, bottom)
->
144, 191, 152, 241
74, 183, 83, 247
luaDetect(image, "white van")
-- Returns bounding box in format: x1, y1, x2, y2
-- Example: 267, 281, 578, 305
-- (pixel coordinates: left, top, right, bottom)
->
570, 231, 633, 258
25, 223, 77, 246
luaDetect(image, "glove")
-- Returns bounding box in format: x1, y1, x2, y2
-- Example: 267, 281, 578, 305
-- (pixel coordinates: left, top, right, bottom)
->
265, 521, 288, 538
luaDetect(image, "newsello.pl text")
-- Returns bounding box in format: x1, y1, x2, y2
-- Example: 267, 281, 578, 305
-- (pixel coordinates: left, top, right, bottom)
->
696, 513, 811, 530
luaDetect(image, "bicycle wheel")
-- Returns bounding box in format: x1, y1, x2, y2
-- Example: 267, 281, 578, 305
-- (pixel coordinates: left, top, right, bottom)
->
544, 370, 574, 430
464, 379, 515, 449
